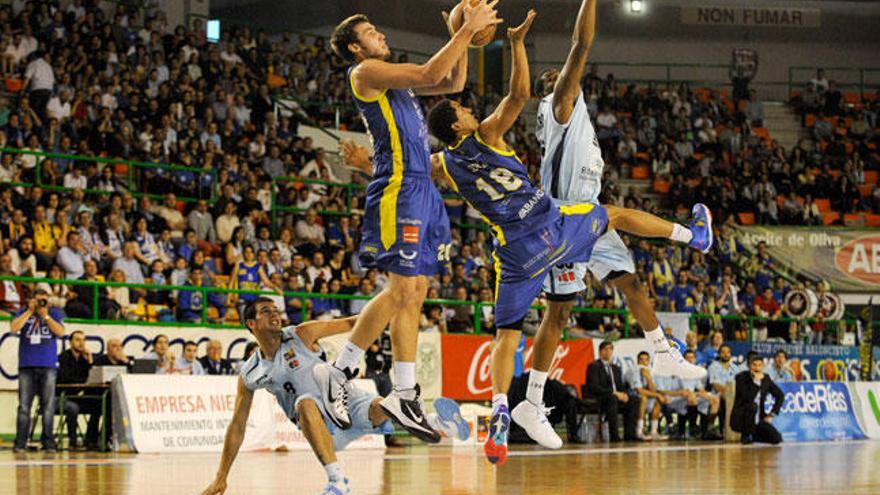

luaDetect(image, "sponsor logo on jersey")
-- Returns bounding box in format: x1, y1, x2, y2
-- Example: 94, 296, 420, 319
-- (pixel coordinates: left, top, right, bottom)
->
284, 349, 298, 369
517, 189, 546, 219
402, 225, 420, 244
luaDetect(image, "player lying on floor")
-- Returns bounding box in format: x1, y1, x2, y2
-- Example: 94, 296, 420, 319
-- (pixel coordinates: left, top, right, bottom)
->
200, 298, 470, 495
342, 8, 711, 465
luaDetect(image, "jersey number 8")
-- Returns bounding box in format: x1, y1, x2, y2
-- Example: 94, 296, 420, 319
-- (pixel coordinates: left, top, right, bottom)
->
475, 168, 523, 201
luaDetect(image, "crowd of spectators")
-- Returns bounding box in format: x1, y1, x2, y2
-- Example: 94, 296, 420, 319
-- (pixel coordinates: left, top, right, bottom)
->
0, 1, 866, 349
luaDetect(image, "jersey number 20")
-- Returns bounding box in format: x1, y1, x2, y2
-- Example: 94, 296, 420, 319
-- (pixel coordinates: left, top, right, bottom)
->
475, 168, 523, 201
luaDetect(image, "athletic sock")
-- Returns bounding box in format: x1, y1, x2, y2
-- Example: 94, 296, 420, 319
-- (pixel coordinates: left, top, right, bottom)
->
650, 419, 659, 435
670, 223, 694, 244
394, 361, 416, 391
644, 326, 670, 353
324, 462, 344, 482
492, 393, 509, 412
637, 419, 645, 434
526, 369, 548, 406
334, 341, 365, 374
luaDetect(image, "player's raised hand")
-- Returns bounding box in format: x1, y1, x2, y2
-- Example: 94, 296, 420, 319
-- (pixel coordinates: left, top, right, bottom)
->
441, 10, 454, 37
507, 9, 537, 42
341, 139, 372, 174
200, 478, 227, 495
463, 0, 503, 33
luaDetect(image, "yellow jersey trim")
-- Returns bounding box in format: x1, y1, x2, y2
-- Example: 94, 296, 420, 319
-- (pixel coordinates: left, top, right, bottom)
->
475, 130, 516, 156
349, 69, 387, 103
378, 93, 404, 250
559, 203, 596, 216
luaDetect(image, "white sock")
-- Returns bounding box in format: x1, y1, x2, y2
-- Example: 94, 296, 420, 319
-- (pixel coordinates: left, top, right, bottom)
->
670, 223, 694, 244
637, 419, 644, 434
334, 341, 365, 373
492, 393, 509, 411
650, 419, 659, 434
324, 462, 344, 482
526, 370, 548, 405
394, 361, 416, 390
644, 326, 670, 353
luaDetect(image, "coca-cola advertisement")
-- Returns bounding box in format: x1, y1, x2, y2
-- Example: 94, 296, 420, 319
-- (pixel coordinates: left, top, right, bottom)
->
441, 334, 595, 401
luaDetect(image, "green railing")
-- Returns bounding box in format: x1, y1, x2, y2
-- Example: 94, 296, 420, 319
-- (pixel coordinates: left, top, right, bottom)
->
787, 66, 880, 99
0, 147, 216, 204
0, 275, 861, 345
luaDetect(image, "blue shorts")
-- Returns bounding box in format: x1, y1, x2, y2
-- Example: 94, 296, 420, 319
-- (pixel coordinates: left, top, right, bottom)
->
359, 175, 451, 276
294, 387, 393, 451
494, 203, 608, 328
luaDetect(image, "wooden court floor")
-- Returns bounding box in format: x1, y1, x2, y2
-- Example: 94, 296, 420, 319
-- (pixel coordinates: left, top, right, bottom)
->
2, 441, 878, 495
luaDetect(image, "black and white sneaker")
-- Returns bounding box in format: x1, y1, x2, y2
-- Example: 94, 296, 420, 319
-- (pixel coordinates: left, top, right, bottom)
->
379, 385, 441, 444
312, 363, 356, 430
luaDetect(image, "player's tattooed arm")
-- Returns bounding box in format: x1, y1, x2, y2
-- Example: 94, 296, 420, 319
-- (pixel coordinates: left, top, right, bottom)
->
553, 0, 596, 124
416, 9, 469, 96
297, 316, 360, 349
202, 377, 254, 495
477, 10, 536, 149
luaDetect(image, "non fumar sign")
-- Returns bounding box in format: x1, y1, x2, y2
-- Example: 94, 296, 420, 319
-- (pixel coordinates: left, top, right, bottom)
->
681, 6, 821, 28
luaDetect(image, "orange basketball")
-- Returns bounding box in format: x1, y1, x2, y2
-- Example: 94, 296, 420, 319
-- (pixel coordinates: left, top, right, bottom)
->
822, 361, 838, 381
448, 0, 497, 47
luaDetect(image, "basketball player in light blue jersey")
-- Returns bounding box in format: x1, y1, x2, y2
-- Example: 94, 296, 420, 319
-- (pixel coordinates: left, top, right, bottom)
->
200, 298, 469, 495
534, 0, 708, 403
314, 1, 501, 444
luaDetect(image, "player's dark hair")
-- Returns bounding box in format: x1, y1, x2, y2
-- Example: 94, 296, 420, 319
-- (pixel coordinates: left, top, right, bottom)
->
184, 340, 197, 349
599, 341, 614, 352
684, 349, 696, 358
331, 14, 369, 63
775, 349, 788, 358
241, 296, 276, 333
69, 330, 84, 340
637, 351, 650, 360
153, 334, 168, 347
427, 99, 459, 146
719, 344, 731, 353
535, 69, 556, 96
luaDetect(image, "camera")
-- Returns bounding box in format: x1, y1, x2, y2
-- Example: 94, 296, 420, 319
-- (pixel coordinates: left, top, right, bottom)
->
37, 299, 48, 308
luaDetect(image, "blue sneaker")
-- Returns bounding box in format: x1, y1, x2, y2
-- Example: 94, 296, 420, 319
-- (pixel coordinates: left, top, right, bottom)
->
688, 203, 714, 253
484, 405, 510, 465
433, 397, 471, 441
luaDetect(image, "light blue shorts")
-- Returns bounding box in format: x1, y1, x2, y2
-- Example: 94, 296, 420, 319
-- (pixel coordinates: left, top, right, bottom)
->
294, 387, 393, 451
542, 229, 635, 295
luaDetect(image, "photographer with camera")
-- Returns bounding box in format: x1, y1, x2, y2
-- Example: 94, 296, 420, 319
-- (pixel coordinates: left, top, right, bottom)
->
10, 288, 65, 452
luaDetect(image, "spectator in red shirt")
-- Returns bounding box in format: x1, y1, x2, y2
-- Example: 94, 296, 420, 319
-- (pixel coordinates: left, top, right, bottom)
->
753, 287, 782, 342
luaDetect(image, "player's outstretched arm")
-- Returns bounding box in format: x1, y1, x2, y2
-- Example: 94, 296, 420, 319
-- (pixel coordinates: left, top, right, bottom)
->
202, 377, 255, 495
552, 0, 596, 125
297, 316, 360, 348
416, 10, 469, 96
352, 0, 500, 94
477, 9, 537, 148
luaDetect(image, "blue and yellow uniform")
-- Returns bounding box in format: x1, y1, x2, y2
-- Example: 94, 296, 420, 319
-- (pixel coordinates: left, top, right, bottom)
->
440, 131, 609, 328
348, 67, 451, 275
234, 261, 261, 303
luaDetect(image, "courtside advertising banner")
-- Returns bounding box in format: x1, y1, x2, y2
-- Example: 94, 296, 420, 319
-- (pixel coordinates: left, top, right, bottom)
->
848, 382, 880, 439
731, 226, 880, 292
772, 382, 866, 442
728, 341, 861, 381
114, 374, 385, 453
441, 334, 594, 401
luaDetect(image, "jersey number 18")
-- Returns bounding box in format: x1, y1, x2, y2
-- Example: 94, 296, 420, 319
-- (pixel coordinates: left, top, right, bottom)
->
474, 168, 523, 201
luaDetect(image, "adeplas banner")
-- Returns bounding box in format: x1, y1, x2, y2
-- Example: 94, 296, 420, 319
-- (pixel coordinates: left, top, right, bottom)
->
849, 382, 880, 439
728, 341, 861, 381
731, 226, 880, 292
441, 334, 594, 401
773, 382, 865, 441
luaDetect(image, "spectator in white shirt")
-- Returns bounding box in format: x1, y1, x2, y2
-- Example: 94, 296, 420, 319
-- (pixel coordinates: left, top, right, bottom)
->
24, 51, 54, 118
63, 166, 87, 190
46, 89, 71, 121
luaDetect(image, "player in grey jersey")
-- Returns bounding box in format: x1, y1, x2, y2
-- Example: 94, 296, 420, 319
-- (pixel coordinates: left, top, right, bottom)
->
201, 297, 469, 495
526, 0, 709, 449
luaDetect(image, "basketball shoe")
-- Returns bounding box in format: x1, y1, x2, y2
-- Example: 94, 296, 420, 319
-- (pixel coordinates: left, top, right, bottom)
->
379, 385, 441, 444
653, 344, 707, 379
312, 363, 355, 430
432, 397, 471, 441
689, 203, 714, 253
511, 400, 562, 449
320, 477, 351, 495
484, 405, 511, 465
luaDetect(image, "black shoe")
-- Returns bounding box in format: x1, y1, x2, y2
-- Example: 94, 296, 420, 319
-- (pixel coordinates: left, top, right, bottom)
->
379, 385, 441, 444
12, 446, 26, 453
702, 431, 723, 441
741, 434, 754, 445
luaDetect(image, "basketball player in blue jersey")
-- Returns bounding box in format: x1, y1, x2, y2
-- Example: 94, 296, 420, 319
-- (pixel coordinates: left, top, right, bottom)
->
200, 298, 470, 495
534, 0, 708, 415
422, 9, 713, 464
312, 1, 502, 444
